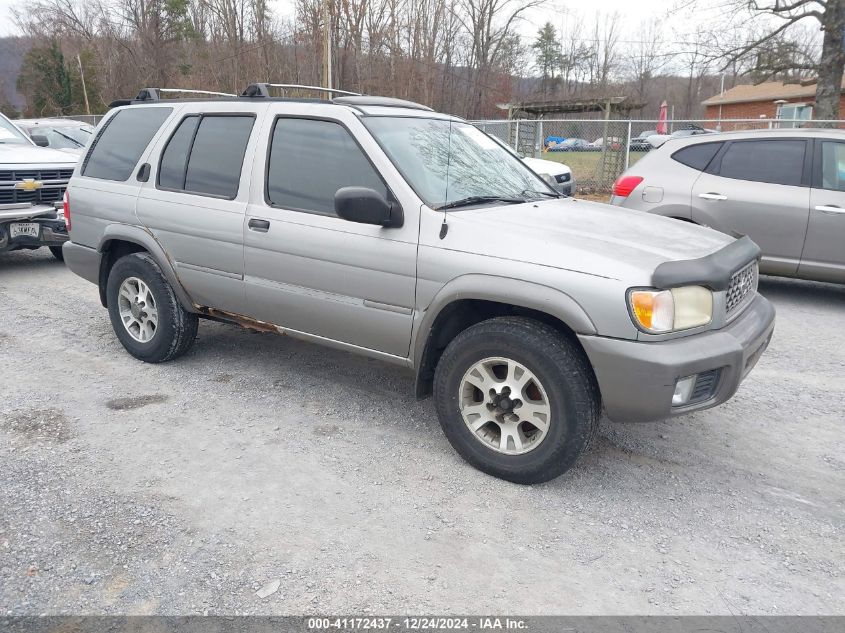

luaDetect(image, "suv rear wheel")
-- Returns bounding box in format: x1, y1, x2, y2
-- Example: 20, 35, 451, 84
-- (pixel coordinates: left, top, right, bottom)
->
106, 252, 198, 363
433, 317, 600, 484
49, 246, 64, 261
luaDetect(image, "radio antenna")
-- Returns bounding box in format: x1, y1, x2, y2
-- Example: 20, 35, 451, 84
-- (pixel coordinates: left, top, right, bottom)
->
440, 121, 452, 239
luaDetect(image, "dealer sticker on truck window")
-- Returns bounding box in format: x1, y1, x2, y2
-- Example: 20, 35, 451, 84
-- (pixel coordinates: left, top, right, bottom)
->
10, 223, 39, 238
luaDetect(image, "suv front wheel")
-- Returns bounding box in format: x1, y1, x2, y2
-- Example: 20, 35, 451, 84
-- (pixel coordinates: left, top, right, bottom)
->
433, 317, 600, 484
106, 252, 198, 363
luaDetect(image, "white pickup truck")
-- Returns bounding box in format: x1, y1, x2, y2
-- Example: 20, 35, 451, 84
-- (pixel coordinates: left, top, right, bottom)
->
0, 113, 77, 260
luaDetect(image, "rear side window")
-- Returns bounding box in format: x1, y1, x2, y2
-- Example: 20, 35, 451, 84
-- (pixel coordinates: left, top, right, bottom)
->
158, 116, 199, 190
671, 142, 722, 171
158, 115, 254, 198
266, 118, 388, 216
83, 107, 172, 181
717, 140, 805, 186
818, 141, 845, 191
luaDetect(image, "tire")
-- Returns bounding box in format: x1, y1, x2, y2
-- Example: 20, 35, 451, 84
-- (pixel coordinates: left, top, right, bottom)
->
49, 245, 64, 261
106, 252, 198, 363
433, 317, 600, 484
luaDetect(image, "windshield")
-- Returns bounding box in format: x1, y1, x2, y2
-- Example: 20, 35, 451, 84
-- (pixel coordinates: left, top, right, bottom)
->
364, 117, 556, 209
22, 124, 94, 149
0, 116, 32, 145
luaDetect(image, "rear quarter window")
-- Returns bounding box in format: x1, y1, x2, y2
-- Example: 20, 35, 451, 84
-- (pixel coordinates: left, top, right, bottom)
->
671, 142, 722, 171
83, 107, 172, 181
716, 139, 805, 186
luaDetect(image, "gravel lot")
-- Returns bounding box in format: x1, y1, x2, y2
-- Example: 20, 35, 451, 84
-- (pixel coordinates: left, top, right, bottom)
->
1, 247, 843, 616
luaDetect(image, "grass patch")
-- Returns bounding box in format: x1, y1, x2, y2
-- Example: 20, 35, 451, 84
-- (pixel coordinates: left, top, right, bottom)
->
539, 149, 649, 193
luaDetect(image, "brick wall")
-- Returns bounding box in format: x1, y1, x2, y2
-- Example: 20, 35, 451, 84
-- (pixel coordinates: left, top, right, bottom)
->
704, 95, 845, 129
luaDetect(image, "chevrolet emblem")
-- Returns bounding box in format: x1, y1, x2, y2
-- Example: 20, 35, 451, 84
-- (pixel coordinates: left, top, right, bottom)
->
15, 178, 43, 192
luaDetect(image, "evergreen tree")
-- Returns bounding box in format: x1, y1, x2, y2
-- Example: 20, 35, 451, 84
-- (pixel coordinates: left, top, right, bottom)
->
532, 23, 561, 95
16, 41, 102, 117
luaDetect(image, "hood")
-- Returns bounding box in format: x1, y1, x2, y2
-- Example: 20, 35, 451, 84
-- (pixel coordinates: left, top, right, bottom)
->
56, 147, 85, 156
522, 156, 570, 176
0, 143, 80, 165
445, 197, 734, 284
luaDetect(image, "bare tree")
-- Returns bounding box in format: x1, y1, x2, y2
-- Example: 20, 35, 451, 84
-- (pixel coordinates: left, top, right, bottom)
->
703, 0, 845, 120
456, 0, 544, 117
626, 18, 671, 107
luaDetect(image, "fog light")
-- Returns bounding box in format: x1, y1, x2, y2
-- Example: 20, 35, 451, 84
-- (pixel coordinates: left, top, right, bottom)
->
672, 375, 697, 406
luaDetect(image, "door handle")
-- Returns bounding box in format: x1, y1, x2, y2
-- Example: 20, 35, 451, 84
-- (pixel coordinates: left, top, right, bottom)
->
248, 218, 270, 232
815, 205, 845, 215
698, 192, 727, 201
136, 163, 151, 182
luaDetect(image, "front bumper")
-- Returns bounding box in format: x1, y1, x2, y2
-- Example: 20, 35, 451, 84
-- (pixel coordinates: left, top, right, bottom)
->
0, 208, 68, 253
553, 178, 573, 196
578, 294, 775, 423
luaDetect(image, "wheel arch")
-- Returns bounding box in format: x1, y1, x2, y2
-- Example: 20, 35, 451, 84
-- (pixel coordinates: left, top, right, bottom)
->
97, 225, 194, 311
413, 275, 597, 399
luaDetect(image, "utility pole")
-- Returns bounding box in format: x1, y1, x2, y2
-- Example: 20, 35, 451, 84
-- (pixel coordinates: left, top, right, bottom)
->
77, 53, 91, 116
322, 0, 333, 90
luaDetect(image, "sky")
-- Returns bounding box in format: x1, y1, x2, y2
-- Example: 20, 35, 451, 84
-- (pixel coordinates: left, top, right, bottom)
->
0, 0, 679, 38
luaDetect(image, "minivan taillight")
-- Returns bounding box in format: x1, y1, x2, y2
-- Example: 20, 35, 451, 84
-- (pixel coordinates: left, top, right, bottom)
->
613, 175, 644, 198
63, 190, 71, 231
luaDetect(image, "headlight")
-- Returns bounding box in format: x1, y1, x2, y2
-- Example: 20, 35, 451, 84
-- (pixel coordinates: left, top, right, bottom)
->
538, 173, 556, 186
628, 286, 713, 333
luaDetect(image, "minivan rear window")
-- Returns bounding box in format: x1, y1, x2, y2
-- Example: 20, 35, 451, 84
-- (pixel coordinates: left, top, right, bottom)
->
83, 107, 172, 181
671, 142, 722, 171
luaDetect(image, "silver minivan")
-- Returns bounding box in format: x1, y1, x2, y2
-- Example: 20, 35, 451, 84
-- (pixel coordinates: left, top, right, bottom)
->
62, 86, 775, 483
611, 129, 845, 284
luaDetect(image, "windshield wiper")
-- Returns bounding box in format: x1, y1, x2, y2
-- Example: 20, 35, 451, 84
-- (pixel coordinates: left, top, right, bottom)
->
54, 130, 83, 147
437, 195, 526, 210
522, 189, 561, 199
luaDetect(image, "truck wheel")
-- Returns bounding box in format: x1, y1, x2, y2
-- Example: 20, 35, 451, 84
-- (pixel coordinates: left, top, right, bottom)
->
49, 246, 64, 261
106, 252, 198, 363
433, 317, 600, 484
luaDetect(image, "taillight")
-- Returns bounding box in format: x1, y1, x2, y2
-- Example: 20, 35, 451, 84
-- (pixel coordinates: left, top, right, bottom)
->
613, 175, 644, 198
63, 190, 71, 231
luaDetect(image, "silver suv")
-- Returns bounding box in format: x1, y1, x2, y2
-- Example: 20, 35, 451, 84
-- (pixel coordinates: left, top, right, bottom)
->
611, 129, 845, 284
63, 85, 775, 483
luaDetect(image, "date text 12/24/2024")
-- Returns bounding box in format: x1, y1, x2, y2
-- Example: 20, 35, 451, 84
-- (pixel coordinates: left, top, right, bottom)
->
307, 618, 528, 630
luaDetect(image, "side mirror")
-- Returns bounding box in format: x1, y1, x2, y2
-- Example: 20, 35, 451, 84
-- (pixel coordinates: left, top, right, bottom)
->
335, 187, 403, 228
31, 134, 49, 147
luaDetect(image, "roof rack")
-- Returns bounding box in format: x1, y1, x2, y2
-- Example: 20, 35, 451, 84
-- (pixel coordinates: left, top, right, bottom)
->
242, 83, 361, 98
332, 95, 433, 111
135, 88, 238, 101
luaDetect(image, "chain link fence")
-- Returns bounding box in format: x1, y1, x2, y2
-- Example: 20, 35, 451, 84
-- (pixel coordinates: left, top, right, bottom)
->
473, 118, 841, 195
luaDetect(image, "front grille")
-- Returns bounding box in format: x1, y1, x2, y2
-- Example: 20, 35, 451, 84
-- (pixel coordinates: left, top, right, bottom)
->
690, 369, 721, 404
726, 261, 758, 316
555, 173, 571, 184
0, 169, 74, 180
0, 168, 73, 206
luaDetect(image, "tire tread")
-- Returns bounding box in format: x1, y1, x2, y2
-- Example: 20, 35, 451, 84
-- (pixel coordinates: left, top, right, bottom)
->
107, 252, 198, 363
433, 316, 601, 483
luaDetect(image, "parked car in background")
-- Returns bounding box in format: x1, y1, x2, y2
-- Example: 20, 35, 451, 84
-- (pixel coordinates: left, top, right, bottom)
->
588, 137, 622, 151
648, 125, 717, 148
488, 133, 573, 195
0, 113, 75, 260
558, 138, 590, 151
611, 128, 845, 284
630, 130, 657, 152
63, 87, 773, 483
15, 118, 95, 155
